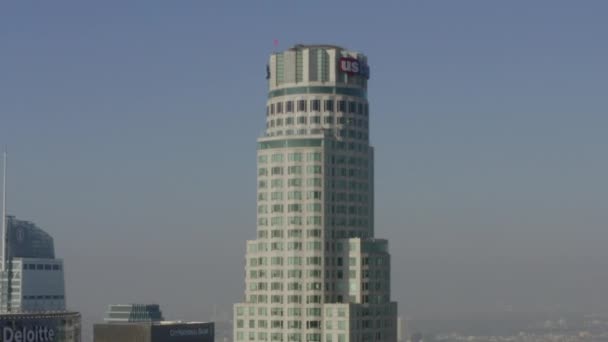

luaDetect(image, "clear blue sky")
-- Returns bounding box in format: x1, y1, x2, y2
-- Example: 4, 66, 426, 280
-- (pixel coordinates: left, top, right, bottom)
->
2, 0, 608, 329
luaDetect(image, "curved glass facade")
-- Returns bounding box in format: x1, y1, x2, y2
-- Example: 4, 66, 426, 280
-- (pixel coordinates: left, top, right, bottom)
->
6, 216, 55, 259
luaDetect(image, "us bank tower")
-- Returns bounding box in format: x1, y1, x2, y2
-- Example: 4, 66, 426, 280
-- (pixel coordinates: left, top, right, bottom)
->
234, 44, 397, 342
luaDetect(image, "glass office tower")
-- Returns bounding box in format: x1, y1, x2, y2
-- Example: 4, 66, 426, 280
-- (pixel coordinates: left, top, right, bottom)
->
0, 216, 66, 313
234, 44, 397, 342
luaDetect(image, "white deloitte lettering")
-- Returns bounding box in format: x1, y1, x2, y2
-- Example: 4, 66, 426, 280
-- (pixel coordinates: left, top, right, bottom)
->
2, 326, 55, 342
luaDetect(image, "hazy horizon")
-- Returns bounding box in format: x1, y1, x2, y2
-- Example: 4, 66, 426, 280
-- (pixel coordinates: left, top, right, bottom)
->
2, 0, 608, 333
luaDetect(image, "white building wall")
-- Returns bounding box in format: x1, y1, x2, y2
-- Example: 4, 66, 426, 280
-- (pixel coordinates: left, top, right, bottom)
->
236, 45, 396, 342
0, 257, 66, 313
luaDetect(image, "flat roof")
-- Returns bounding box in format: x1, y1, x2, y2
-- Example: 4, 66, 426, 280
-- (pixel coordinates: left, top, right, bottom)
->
0, 311, 81, 320
96, 320, 212, 326
290, 44, 346, 50
157, 321, 210, 325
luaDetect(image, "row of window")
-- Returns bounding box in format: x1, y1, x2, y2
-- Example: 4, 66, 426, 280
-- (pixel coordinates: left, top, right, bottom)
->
258, 139, 371, 154
235, 331, 349, 342
267, 116, 368, 130
258, 194, 368, 206
257, 220, 371, 231
258, 216, 369, 230
236, 330, 391, 342
257, 180, 369, 193
265, 128, 369, 142
258, 216, 322, 226
256, 228, 320, 240
259, 152, 322, 164
258, 204, 368, 215
259, 154, 369, 167
259, 166, 322, 176
23, 264, 62, 271
246, 280, 386, 293
258, 203, 323, 213
237, 319, 392, 331
260, 173, 369, 185
258, 191, 322, 201
250, 256, 365, 267
259, 178, 322, 188
245, 293, 390, 305
22, 295, 65, 300
267, 100, 368, 116
261, 168, 368, 180
249, 232, 372, 253
248, 269, 390, 281
236, 305, 393, 317
258, 178, 323, 191
237, 319, 348, 329
251, 240, 353, 253
248, 282, 324, 291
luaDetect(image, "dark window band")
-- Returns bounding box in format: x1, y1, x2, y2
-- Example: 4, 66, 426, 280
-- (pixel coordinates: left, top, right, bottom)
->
258, 139, 323, 150
268, 87, 366, 99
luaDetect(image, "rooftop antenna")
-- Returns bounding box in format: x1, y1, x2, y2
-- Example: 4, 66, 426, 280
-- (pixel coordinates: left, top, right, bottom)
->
1, 149, 6, 272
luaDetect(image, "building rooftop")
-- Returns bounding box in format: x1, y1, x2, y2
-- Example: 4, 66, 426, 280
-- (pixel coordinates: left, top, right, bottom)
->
290, 44, 346, 50
6, 216, 55, 259
0, 311, 80, 320
156, 321, 209, 325
105, 304, 165, 323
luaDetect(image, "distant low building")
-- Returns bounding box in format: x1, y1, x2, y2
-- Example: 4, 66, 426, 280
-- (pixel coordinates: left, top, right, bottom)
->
398, 316, 410, 342
94, 304, 214, 342
104, 303, 165, 323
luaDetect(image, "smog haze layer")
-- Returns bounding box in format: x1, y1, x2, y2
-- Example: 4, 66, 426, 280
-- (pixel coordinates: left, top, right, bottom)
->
1, 0, 607, 330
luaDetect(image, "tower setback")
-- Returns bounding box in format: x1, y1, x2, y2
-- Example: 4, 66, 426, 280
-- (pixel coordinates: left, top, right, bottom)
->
234, 44, 397, 342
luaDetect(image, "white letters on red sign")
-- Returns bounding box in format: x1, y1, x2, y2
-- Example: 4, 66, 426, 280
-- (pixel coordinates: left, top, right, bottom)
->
339, 57, 369, 79
339, 57, 359, 74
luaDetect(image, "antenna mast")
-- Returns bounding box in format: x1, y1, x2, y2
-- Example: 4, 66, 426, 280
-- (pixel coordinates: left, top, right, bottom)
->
1, 150, 6, 272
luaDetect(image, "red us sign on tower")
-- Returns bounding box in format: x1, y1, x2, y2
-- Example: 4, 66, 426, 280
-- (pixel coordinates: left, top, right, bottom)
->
339, 57, 370, 79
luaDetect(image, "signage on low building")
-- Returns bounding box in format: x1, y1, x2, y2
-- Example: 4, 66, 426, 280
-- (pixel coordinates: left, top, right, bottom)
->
2, 325, 56, 342
151, 323, 214, 342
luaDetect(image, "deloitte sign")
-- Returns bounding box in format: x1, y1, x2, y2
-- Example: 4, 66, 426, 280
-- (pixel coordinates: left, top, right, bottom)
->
2, 326, 55, 342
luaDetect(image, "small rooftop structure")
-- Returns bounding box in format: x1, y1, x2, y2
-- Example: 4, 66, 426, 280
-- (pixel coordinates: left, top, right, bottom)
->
104, 304, 164, 323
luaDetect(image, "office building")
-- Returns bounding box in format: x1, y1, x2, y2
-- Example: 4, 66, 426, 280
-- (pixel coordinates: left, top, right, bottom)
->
0, 154, 81, 342
0, 216, 66, 313
94, 321, 214, 342
397, 317, 408, 342
233, 44, 397, 342
94, 303, 214, 342
104, 303, 165, 323
0, 311, 81, 342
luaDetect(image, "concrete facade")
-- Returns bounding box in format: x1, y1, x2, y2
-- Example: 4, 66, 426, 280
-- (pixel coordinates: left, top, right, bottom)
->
94, 321, 214, 342
234, 45, 397, 342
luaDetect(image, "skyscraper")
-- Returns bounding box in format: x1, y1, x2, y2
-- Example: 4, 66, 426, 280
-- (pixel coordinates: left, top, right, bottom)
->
234, 45, 397, 342
0, 154, 81, 342
0, 215, 67, 312
0, 153, 66, 313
